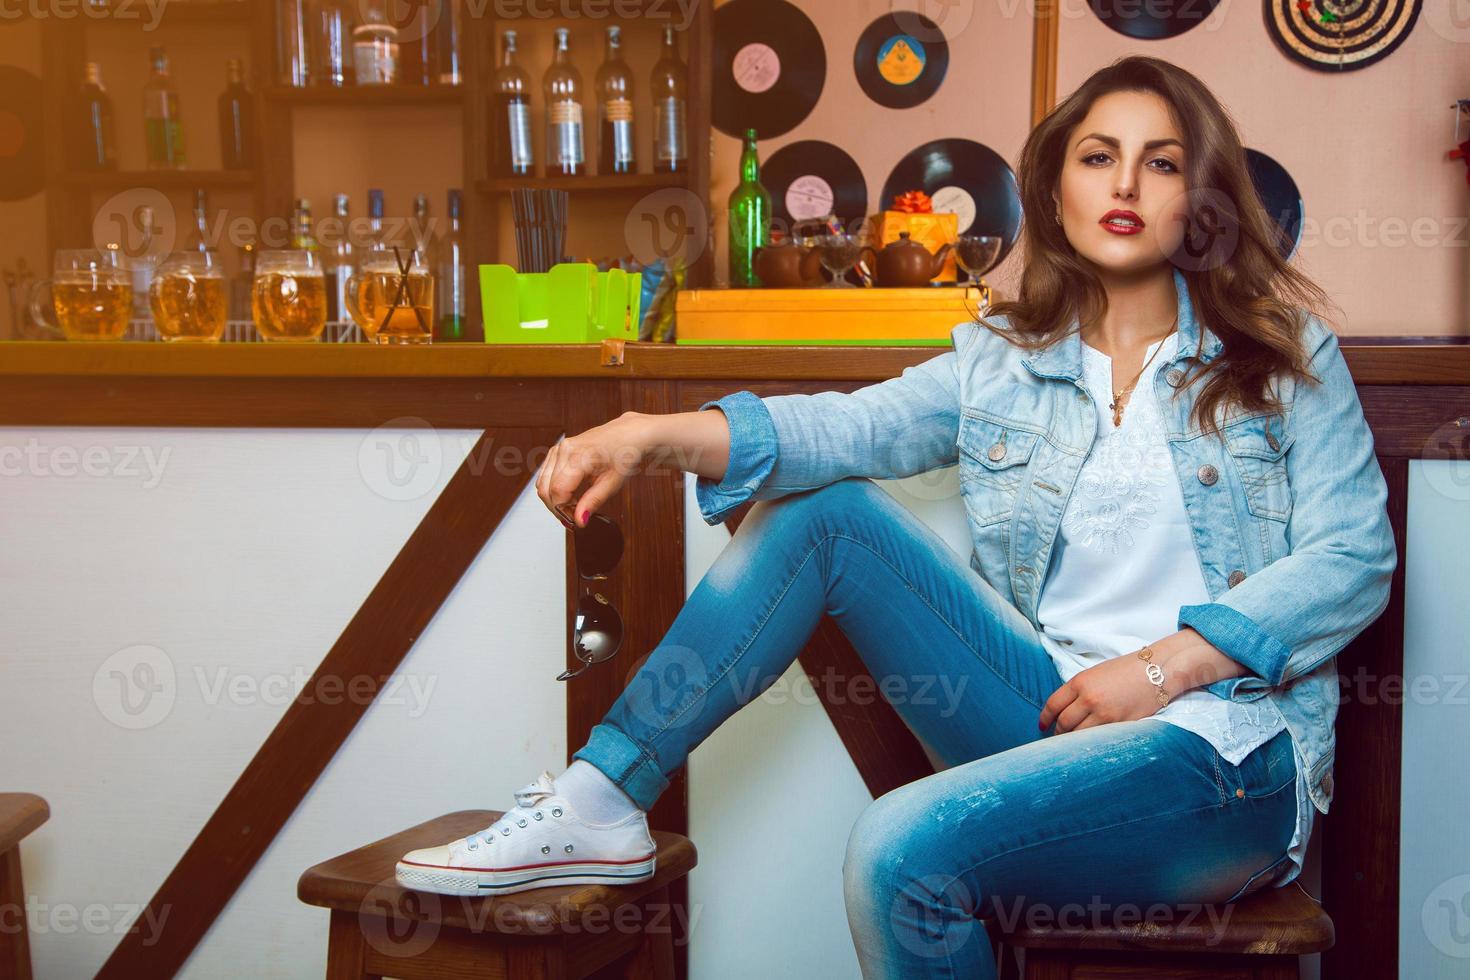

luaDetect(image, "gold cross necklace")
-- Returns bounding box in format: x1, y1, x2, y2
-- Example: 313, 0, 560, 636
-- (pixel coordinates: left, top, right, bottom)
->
1103, 315, 1178, 428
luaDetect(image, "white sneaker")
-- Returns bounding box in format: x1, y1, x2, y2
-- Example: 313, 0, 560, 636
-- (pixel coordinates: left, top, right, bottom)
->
395, 770, 657, 897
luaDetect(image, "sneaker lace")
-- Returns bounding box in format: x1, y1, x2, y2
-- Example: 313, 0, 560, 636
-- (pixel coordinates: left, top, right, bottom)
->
466, 770, 561, 848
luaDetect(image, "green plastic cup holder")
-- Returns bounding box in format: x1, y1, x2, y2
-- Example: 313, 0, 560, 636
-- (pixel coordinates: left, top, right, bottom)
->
480, 262, 643, 344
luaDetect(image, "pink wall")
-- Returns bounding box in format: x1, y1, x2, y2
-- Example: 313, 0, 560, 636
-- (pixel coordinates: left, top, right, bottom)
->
1056, 4, 1469, 336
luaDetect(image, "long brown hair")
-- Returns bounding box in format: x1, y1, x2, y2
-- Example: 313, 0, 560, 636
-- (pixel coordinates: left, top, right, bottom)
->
982, 55, 1337, 438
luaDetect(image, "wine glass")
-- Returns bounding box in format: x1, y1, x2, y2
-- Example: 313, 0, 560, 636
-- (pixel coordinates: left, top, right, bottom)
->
815, 233, 862, 288
954, 234, 1002, 287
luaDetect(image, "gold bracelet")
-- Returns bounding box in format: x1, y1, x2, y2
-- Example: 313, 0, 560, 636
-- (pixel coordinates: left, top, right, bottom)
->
1137, 644, 1171, 707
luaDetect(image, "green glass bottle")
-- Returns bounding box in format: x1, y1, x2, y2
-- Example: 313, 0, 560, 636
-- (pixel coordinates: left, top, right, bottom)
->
727, 128, 772, 288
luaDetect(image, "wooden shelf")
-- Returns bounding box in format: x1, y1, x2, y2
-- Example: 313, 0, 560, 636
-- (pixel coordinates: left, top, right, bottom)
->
265, 85, 466, 108
478, 172, 692, 193
86, 0, 249, 27
55, 170, 257, 190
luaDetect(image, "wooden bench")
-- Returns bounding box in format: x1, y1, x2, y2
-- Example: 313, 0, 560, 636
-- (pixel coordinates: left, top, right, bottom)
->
298, 810, 697, 979
0, 793, 50, 980
987, 879, 1333, 979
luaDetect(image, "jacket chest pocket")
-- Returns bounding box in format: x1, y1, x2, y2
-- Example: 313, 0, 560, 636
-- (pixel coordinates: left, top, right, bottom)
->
1223, 414, 1293, 523
957, 413, 1042, 526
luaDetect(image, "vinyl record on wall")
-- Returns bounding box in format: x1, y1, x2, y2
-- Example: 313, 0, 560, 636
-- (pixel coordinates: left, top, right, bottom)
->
882, 139, 1023, 262
1245, 148, 1303, 260
0, 67, 45, 201
762, 141, 869, 229
1087, 0, 1220, 38
1265, 0, 1420, 72
853, 13, 949, 109
713, 0, 826, 139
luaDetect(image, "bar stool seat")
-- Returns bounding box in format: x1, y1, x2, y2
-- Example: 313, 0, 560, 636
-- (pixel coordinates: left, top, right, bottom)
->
298, 809, 696, 979
989, 880, 1333, 979
1, 793, 50, 980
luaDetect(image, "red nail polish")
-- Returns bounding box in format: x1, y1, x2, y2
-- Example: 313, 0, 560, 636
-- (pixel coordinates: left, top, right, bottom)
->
579, 509, 588, 526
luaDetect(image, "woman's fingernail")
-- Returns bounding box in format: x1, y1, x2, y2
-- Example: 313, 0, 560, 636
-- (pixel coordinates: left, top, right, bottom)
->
579, 509, 588, 526
1038, 720, 1046, 730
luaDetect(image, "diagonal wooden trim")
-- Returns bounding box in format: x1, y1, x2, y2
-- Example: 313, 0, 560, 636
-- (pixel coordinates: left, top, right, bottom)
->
724, 503, 935, 800
95, 426, 563, 978
1031, 0, 1061, 126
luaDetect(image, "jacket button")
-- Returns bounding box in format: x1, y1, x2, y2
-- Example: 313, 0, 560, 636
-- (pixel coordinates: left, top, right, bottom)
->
1266, 432, 1280, 451
1165, 368, 1184, 387
1235, 788, 1245, 798
1197, 464, 1219, 486
1228, 569, 1246, 587
1322, 773, 1334, 795
987, 443, 1006, 462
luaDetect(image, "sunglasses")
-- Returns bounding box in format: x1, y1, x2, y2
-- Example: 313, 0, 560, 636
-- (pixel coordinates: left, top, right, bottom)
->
553, 507, 625, 682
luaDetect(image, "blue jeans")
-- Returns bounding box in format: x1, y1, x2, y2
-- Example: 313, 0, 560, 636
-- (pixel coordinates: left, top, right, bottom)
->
573, 478, 1299, 978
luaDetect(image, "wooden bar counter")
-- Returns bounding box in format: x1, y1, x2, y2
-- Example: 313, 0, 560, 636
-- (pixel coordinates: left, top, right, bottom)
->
1, 336, 1466, 979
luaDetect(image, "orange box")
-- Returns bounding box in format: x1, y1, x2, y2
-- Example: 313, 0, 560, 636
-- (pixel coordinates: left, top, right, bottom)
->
872, 211, 959, 283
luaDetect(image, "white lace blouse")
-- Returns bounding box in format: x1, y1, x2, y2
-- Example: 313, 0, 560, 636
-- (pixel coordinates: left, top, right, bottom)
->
1034, 328, 1312, 888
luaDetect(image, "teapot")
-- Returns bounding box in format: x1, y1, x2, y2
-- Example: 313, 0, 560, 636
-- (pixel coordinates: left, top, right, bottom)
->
753, 240, 825, 288
858, 232, 953, 288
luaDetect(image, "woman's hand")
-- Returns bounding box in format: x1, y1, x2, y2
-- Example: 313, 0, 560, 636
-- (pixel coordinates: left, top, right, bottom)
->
1037, 629, 1247, 734
1038, 652, 1173, 734
536, 412, 656, 528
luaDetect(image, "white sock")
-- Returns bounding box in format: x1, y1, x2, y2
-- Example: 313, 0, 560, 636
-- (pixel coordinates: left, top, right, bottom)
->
553, 759, 643, 824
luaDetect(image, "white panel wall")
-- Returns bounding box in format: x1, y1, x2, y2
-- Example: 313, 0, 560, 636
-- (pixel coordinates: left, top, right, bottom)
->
1400, 459, 1470, 977
0, 427, 566, 978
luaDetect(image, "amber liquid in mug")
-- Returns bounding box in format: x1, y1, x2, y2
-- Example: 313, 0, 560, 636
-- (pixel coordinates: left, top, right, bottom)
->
152, 274, 227, 341
355, 271, 434, 345
253, 272, 328, 341
54, 276, 132, 340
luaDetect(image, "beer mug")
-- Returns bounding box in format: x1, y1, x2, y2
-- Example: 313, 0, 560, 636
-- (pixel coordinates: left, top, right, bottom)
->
344, 251, 436, 345
29, 249, 132, 341
150, 251, 227, 342
252, 250, 328, 342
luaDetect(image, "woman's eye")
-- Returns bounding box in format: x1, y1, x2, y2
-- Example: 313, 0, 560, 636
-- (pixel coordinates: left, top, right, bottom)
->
1082, 152, 1110, 166
1150, 158, 1179, 174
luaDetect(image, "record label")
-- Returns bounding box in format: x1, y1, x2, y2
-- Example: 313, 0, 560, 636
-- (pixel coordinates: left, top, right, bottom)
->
786, 176, 835, 221
855, 13, 948, 109
714, 0, 826, 139
734, 43, 782, 94
762, 140, 868, 229
876, 36, 926, 86
931, 186, 977, 235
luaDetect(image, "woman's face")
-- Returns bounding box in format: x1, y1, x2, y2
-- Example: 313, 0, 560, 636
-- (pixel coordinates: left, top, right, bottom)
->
1054, 89, 1190, 276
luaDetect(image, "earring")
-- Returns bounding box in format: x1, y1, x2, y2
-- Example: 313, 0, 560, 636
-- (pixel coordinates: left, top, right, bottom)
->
1054, 211, 1063, 225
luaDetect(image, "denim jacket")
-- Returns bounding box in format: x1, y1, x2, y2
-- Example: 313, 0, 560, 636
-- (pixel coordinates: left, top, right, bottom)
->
694, 266, 1397, 817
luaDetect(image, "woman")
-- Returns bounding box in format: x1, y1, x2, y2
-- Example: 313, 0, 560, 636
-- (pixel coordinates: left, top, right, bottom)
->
396, 56, 1395, 977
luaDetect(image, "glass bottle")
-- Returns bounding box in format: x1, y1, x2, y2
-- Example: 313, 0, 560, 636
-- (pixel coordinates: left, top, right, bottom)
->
143, 47, 186, 170
218, 59, 253, 170
353, 0, 398, 85
316, 0, 354, 87
410, 193, 432, 261
398, 0, 436, 87
437, 189, 466, 342
437, 0, 462, 85
365, 188, 389, 257
276, 0, 310, 87
327, 193, 353, 323
187, 188, 211, 253
596, 25, 634, 176
727, 128, 771, 288
73, 62, 116, 172
544, 27, 585, 177
290, 198, 318, 253
493, 30, 532, 178
651, 26, 688, 174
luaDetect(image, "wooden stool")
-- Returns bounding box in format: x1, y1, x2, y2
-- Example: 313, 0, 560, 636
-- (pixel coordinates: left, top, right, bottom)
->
0, 793, 50, 980
298, 809, 697, 979
990, 881, 1333, 979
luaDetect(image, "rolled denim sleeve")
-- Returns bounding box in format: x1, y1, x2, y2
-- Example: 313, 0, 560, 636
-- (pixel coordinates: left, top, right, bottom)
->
1178, 317, 1397, 691
691, 319, 979, 525
693, 390, 780, 525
